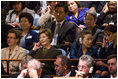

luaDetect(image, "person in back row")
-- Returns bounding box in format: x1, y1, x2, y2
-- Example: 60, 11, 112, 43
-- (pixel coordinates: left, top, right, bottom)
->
45, 3, 76, 52
6, 1, 35, 28
19, 12, 38, 50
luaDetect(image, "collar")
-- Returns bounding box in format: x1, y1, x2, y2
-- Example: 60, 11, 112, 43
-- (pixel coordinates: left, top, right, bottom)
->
56, 20, 65, 28
63, 71, 71, 77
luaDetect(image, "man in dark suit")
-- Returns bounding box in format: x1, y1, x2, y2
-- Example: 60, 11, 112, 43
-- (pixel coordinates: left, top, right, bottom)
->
103, 54, 117, 78
45, 3, 76, 52
75, 55, 101, 78
54, 55, 76, 77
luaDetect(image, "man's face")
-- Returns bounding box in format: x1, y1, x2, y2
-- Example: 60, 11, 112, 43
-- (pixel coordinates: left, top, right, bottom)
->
55, 7, 67, 22
54, 58, 65, 76
107, 58, 117, 75
78, 60, 90, 77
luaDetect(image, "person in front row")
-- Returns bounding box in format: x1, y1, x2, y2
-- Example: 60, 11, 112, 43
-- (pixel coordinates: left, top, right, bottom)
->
75, 55, 101, 78
103, 54, 117, 78
17, 59, 51, 78
54, 55, 76, 77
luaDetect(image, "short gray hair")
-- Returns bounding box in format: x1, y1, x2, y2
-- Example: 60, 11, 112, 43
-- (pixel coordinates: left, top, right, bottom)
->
85, 9, 97, 19
27, 59, 41, 70
80, 55, 94, 68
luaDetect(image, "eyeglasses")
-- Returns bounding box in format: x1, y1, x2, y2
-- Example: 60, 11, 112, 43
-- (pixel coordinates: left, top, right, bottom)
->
77, 65, 87, 69
7, 37, 16, 39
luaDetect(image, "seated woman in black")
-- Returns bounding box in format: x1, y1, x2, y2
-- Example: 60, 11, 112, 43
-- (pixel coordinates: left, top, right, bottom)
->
28, 28, 62, 75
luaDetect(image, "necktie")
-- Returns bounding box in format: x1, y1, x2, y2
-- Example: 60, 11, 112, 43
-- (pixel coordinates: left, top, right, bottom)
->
56, 23, 61, 34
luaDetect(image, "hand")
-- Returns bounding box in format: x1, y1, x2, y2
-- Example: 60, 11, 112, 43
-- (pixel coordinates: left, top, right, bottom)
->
89, 7, 95, 10
102, 36, 108, 48
28, 68, 38, 78
78, 25, 86, 30
19, 69, 28, 78
102, 2, 109, 13
103, 23, 108, 27
9, 22, 20, 27
32, 42, 41, 51
75, 70, 85, 78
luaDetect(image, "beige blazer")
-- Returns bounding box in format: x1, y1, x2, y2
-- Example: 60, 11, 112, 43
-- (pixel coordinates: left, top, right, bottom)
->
1, 45, 26, 74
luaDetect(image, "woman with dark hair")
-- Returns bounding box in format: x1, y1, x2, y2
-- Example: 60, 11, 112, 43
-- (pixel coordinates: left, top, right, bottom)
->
65, 1, 88, 31
1, 29, 26, 74
70, 30, 98, 59
19, 12, 38, 50
95, 25, 117, 76
6, 1, 35, 28
28, 28, 62, 75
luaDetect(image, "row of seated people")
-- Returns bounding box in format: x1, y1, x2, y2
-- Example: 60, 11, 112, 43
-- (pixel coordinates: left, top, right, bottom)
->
2, 1, 117, 31
1, 54, 117, 78
1, 1, 117, 77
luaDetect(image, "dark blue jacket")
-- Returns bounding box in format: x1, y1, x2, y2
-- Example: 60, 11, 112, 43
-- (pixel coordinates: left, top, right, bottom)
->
23, 29, 38, 50
70, 42, 99, 59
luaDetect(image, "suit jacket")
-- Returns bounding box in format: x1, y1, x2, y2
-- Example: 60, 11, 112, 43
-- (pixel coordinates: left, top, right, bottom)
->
1, 45, 26, 74
45, 20, 76, 51
88, 73, 101, 78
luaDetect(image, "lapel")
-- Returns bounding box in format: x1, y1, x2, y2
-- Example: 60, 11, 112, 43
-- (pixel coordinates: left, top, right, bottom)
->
51, 21, 56, 34
6, 47, 10, 59
58, 21, 73, 40
9, 45, 18, 59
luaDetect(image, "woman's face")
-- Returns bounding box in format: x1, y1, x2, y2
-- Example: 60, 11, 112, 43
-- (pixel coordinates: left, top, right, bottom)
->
13, 2, 22, 12
105, 31, 114, 43
67, 1, 78, 12
7, 33, 18, 46
39, 33, 51, 46
20, 17, 31, 30
82, 34, 92, 48
84, 13, 96, 28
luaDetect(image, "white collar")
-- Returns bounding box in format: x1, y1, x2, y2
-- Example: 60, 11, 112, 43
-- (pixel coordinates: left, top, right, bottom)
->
63, 71, 71, 77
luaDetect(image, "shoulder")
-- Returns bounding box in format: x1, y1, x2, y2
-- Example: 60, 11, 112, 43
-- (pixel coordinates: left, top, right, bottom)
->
8, 9, 15, 13
91, 73, 101, 78
1, 47, 9, 52
16, 46, 26, 52
23, 7, 35, 13
28, 30, 38, 35
50, 46, 62, 54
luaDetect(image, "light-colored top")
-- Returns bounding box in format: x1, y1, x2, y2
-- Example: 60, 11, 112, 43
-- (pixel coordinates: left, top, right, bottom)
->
1, 45, 26, 74
6, 7, 35, 23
